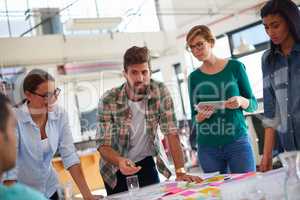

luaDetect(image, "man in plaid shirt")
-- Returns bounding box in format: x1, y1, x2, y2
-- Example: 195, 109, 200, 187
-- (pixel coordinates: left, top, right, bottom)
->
97, 46, 202, 195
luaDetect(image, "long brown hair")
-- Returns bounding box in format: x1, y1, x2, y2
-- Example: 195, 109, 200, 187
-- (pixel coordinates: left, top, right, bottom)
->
261, 0, 300, 64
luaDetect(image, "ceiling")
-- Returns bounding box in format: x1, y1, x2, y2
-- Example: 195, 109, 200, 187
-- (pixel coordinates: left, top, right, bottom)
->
157, 0, 300, 31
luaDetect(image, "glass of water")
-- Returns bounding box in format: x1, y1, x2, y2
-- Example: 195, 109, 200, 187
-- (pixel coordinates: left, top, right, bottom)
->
126, 175, 139, 193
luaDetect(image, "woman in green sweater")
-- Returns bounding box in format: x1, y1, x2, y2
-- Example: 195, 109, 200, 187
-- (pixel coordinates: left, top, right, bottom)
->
187, 25, 257, 173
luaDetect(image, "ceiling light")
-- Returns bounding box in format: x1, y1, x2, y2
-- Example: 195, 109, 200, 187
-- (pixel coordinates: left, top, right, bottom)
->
65, 17, 122, 30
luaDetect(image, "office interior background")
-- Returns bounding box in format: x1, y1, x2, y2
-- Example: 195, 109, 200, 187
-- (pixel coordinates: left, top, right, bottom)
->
1, 0, 299, 195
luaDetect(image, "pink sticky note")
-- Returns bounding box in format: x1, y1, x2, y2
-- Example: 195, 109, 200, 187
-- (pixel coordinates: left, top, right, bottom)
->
180, 190, 196, 197
209, 182, 223, 186
231, 172, 256, 181
166, 187, 184, 194
165, 182, 178, 188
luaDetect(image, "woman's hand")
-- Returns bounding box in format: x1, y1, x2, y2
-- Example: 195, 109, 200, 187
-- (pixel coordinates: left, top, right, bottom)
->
225, 96, 249, 110
195, 105, 215, 122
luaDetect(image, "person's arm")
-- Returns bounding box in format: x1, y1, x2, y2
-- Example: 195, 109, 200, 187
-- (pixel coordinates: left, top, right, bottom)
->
159, 84, 202, 183
96, 96, 141, 175
165, 134, 200, 182
260, 127, 275, 172
259, 54, 280, 172
58, 110, 94, 200
68, 164, 95, 200
225, 61, 258, 111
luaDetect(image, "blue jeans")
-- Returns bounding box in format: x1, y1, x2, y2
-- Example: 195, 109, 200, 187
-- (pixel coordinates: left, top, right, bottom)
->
197, 135, 256, 174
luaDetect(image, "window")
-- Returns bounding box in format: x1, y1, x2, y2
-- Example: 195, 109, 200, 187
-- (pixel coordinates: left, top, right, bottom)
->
9, 16, 31, 37
98, 0, 160, 32
0, 16, 10, 37
151, 69, 164, 82
0, 0, 160, 36
238, 50, 265, 99
62, 0, 98, 19
213, 35, 231, 58
27, 0, 48, 9
231, 23, 269, 51
6, 0, 27, 11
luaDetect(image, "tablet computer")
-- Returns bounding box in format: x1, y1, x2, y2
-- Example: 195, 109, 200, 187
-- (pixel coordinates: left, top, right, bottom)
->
194, 100, 226, 111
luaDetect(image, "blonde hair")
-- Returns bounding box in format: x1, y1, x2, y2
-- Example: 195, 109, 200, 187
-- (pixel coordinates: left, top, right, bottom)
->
186, 25, 215, 46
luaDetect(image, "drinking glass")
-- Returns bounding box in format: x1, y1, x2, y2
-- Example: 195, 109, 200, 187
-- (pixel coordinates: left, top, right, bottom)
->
126, 175, 139, 193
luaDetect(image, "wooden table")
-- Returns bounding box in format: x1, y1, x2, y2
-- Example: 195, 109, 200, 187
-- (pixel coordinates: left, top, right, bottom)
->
52, 151, 105, 194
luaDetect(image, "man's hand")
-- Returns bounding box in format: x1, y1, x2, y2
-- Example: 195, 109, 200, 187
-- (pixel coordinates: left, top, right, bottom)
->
259, 154, 273, 172
196, 105, 215, 122
118, 158, 141, 175
175, 173, 203, 183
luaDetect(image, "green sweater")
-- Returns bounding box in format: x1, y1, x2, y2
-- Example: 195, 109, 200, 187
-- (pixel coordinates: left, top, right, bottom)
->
188, 59, 257, 147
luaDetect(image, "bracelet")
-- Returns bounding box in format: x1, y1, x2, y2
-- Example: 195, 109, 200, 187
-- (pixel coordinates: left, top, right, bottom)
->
175, 167, 186, 174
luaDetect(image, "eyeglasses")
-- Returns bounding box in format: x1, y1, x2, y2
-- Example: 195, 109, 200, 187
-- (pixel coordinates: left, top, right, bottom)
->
30, 88, 61, 100
186, 41, 206, 52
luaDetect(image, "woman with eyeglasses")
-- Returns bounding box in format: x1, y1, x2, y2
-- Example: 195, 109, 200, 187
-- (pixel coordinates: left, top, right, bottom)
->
187, 25, 258, 174
2, 69, 97, 200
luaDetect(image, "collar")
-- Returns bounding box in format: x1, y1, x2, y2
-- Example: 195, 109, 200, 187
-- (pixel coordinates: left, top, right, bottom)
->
274, 42, 300, 55
19, 103, 59, 123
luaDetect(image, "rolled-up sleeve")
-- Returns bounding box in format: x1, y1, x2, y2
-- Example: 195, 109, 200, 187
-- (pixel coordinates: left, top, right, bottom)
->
261, 56, 280, 128
158, 84, 178, 135
262, 74, 280, 128
58, 111, 80, 169
96, 96, 113, 148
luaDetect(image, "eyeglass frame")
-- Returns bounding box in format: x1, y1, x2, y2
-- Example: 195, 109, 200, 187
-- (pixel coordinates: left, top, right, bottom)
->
29, 88, 61, 100
186, 41, 207, 52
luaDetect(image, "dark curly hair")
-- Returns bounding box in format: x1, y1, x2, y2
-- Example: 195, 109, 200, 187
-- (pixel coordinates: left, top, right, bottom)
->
123, 46, 151, 71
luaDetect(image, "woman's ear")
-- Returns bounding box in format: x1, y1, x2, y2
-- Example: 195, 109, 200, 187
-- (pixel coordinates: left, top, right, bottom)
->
210, 39, 215, 48
122, 70, 128, 80
24, 91, 32, 101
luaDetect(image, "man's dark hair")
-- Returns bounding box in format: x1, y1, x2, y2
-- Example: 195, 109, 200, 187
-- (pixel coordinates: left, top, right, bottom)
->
0, 92, 11, 135
123, 46, 151, 71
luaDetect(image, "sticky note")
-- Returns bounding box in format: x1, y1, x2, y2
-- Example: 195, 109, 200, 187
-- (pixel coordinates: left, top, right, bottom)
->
180, 190, 196, 197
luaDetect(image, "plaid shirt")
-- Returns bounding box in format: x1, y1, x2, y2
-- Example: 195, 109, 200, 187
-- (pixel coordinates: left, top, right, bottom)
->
97, 79, 178, 189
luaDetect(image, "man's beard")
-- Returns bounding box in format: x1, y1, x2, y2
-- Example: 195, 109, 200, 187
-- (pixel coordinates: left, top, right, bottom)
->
128, 82, 148, 96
